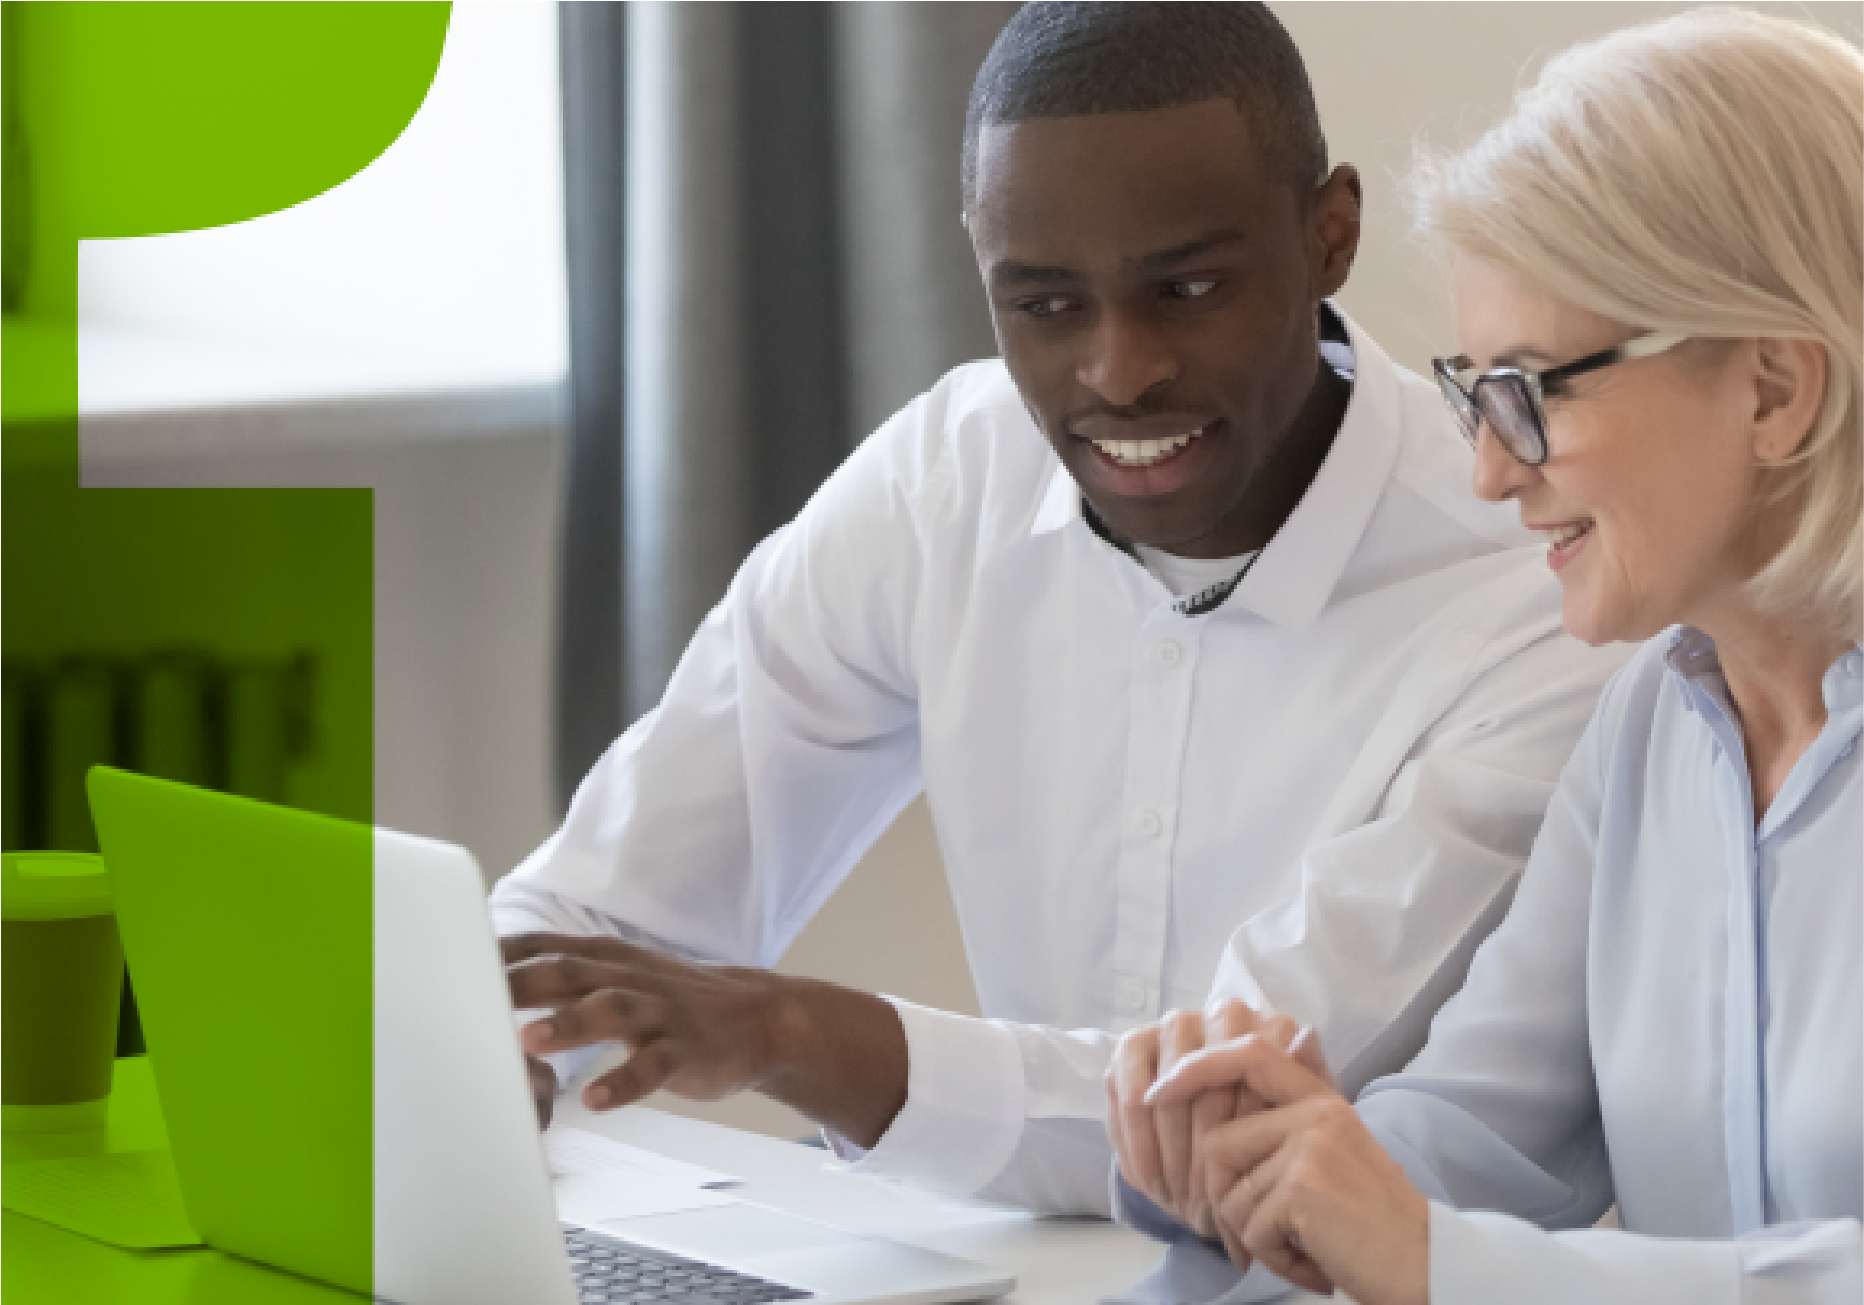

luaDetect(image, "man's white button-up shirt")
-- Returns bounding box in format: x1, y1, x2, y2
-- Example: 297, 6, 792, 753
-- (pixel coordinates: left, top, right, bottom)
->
491, 310, 1629, 1216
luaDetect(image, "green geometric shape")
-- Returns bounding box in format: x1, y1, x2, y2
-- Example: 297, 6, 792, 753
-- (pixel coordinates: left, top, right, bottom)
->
1, 6, 451, 1300
88, 766, 374, 1294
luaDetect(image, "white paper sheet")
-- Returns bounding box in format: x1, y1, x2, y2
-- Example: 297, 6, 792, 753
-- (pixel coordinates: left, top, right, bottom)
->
552, 1169, 738, 1227
545, 1126, 742, 1190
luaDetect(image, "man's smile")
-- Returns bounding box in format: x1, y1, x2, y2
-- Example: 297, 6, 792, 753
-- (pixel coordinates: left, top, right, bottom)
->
1070, 416, 1225, 500
1080, 418, 1216, 468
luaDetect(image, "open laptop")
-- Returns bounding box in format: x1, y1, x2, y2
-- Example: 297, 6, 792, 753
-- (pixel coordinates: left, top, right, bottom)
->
87, 767, 1014, 1304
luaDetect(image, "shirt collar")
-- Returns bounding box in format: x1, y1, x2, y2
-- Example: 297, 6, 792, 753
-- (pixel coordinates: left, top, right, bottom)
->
1228, 306, 1404, 629
1031, 454, 1080, 536
1666, 625, 1864, 716
1029, 305, 1401, 630
1664, 625, 1724, 679
1826, 644, 1864, 714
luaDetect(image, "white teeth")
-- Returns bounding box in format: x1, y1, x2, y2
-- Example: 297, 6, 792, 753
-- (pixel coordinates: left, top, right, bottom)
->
1536, 520, 1594, 548
1092, 426, 1206, 467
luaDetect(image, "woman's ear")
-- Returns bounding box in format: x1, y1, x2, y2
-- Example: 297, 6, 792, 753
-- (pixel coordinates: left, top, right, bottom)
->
1750, 337, 1828, 465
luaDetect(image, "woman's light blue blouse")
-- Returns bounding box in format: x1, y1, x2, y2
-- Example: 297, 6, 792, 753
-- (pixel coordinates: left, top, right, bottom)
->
1357, 628, 1862, 1304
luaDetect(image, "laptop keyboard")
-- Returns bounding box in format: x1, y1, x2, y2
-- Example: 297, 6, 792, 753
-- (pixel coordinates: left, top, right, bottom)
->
565, 1226, 814, 1304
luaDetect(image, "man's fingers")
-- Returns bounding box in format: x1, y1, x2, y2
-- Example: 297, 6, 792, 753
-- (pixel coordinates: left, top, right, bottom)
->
499, 932, 557, 965
523, 986, 668, 1054
501, 932, 622, 964
526, 1054, 558, 1131
583, 1039, 679, 1111
500, 931, 664, 970
506, 952, 643, 1010
1148, 1027, 1330, 1108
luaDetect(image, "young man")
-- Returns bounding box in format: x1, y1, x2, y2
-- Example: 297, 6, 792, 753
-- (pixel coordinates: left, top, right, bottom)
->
492, 3, 1626, 1217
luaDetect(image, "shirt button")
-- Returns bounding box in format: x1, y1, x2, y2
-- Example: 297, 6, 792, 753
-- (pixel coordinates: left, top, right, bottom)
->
1116, 977, 1146, 1012
1157, 640, 1182, 667
1133, 808, 1163, 840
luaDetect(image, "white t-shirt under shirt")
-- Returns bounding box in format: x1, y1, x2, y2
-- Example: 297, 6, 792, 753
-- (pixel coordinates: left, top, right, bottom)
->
1135, 545, 1261, 602
491, 305, 1628, 1217
1132, 329, 1351, 605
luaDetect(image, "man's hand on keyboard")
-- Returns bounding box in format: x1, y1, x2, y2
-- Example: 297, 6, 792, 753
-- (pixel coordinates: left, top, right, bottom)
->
525, 1051, 559, 1130
502, 933, 909, 1148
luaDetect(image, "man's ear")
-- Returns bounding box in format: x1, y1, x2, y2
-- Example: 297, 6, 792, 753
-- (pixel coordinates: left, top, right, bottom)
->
1751, 337, 1828, 465
1309, 164, 1362, 300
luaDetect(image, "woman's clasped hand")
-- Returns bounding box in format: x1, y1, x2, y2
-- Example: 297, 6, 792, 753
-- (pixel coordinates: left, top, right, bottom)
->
1110, 1009, 1429, 1305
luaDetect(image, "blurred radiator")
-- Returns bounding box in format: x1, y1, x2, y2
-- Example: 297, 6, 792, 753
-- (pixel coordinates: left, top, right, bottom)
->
2, 650, 315, 855
2, 651, 315, 1055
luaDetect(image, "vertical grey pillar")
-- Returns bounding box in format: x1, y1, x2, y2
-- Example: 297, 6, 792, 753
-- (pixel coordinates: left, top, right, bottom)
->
737, 3, 847, 544
556, 1, 628, 807
833, 3, 1019, 440
624, 2, 750, 721
614, 3, 976, 722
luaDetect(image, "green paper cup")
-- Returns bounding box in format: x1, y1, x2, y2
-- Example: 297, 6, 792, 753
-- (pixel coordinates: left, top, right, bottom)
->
2, 852, 125, 1132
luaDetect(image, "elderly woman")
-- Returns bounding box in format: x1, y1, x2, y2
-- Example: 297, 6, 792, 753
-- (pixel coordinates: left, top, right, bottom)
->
1107, 11, 1862, 1305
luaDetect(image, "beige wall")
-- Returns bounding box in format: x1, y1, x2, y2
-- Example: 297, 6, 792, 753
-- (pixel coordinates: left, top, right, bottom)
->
1272, 1, 1862, 377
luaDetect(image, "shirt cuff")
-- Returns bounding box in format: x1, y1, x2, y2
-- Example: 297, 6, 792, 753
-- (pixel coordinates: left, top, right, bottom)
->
821, 997, 1024, 1197
1112, 1171, 1187, 1243
1107, 1172, 1295, 1304
1430, 1202, 1742, 1305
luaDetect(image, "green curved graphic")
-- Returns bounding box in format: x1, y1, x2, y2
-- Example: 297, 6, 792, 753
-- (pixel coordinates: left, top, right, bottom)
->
2, 4, 450, 1301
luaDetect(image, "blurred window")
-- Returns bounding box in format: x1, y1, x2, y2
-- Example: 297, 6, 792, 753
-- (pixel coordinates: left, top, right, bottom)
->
77, 1, 567, 415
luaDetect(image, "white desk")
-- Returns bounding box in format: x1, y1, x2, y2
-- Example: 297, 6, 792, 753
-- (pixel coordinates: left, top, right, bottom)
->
555, 1094, 1157, 1303
555, 1096, 1330, 1304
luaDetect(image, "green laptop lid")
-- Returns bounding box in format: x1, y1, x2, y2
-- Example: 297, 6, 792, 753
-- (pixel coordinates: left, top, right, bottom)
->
85, 766, 373, 1296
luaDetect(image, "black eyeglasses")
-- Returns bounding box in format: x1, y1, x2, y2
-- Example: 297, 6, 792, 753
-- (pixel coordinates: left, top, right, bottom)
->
1432, 332, 1689, 466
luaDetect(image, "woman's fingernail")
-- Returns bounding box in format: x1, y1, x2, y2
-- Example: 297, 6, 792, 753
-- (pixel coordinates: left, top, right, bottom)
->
586, 1084, 611, 1109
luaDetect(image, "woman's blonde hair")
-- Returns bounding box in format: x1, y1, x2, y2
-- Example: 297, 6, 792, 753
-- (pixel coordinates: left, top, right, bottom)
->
1412, 8, 1863, 634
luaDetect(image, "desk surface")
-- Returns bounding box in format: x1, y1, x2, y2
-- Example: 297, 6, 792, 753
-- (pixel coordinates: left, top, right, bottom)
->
4, 1059, 1182, 1305
553, 1093, 1171, 1305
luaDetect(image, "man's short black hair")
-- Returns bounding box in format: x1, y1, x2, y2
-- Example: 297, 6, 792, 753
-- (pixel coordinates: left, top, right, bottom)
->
962, 3, 1328, 209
